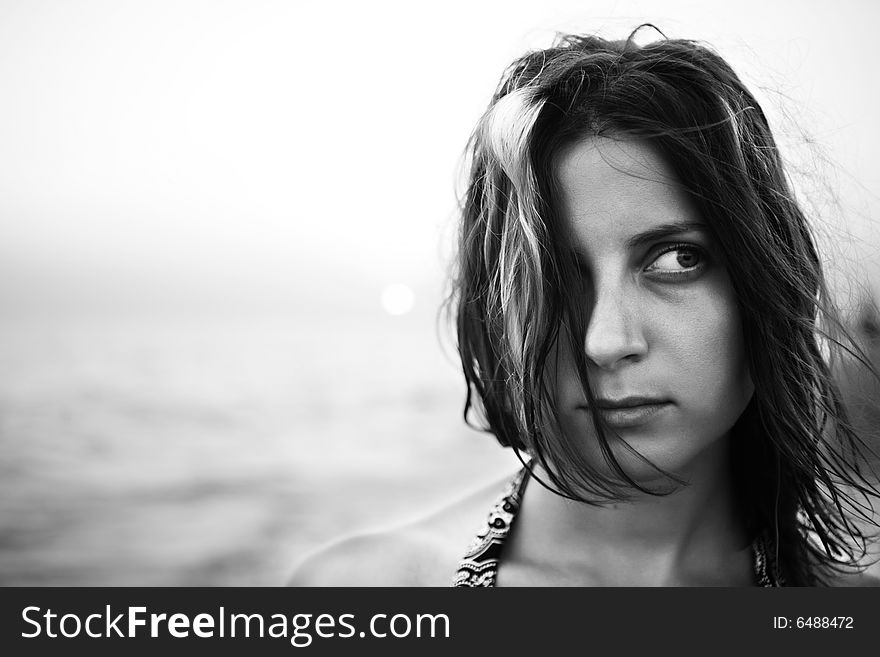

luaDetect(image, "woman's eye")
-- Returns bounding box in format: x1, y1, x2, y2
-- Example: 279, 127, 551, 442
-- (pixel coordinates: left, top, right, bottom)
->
644, 245, 706, 277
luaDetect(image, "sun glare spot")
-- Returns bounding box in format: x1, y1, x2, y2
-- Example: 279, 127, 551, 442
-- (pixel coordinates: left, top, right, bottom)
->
381, 283, 415, 316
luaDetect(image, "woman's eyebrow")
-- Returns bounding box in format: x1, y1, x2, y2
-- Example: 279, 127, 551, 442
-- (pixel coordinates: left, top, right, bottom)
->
625, 221, 708, 249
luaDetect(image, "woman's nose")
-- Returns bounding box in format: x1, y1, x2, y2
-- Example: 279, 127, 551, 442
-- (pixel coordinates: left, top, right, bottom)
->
583, 287, 648, 370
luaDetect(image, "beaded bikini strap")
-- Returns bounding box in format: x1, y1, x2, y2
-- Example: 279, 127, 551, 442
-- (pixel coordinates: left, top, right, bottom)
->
452, 468, 528, 587
752, 530, 785, 587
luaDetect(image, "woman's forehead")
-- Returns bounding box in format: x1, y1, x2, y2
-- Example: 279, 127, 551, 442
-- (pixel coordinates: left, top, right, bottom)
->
554, 137, 706, 249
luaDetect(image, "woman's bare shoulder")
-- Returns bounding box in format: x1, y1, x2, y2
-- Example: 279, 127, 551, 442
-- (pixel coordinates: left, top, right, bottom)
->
827, 569, 880, 587
286, 529, 448, 587
286, 470, 518, 587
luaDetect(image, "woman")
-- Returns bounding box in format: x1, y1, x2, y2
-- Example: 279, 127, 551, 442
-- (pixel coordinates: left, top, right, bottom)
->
289, 28, 880, 586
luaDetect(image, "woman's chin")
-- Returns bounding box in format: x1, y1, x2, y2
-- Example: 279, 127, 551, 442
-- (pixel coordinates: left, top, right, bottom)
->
603, 431, 732, 489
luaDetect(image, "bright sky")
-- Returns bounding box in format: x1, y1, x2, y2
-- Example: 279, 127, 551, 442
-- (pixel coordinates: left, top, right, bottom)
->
1, 0, 878, 318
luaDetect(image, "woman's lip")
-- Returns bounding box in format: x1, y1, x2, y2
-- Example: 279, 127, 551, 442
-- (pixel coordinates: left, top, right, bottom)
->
590, 402, 672, 428
595, 396, 669, 409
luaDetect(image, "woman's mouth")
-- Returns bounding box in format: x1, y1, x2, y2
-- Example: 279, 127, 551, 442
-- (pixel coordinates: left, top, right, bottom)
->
589, 397, 672, 428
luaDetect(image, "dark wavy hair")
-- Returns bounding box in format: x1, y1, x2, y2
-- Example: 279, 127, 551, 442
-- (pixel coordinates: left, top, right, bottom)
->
442, 27, 880, 586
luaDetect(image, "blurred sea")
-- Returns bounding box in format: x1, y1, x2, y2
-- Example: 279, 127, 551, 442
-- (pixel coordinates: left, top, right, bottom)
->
0, 309, 514, 586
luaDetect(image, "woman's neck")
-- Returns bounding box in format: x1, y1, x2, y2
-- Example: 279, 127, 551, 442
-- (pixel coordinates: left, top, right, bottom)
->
506, 439, 752, 586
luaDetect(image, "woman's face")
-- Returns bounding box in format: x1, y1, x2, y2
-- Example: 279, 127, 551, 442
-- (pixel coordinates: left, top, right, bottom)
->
550, 137, 754, 482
